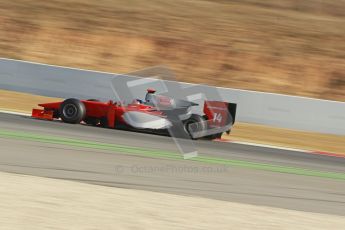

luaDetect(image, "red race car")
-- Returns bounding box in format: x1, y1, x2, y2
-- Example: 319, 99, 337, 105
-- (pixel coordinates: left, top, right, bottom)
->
32, 89, 237, 140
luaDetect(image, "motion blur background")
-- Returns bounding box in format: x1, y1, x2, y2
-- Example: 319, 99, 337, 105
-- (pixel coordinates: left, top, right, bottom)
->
0, 2, 345, 229
1, 0, 344, 101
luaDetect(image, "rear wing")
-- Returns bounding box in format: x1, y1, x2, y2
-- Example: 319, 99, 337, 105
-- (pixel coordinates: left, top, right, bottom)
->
204, 101, 236, 124
228, 103, 237, 125
201, 101, 237, 137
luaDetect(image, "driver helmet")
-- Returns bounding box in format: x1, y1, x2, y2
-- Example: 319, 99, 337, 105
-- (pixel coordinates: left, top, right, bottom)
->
145, 88, 156, 103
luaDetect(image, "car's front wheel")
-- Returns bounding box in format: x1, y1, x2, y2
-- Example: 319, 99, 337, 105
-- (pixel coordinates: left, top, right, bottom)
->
59, 98, 86, 124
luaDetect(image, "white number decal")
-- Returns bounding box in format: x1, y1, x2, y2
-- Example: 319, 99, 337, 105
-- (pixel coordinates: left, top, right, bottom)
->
213, 113, 223, 123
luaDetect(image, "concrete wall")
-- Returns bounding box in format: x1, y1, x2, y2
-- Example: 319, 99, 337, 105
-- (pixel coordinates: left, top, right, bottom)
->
1, 58, 344, 135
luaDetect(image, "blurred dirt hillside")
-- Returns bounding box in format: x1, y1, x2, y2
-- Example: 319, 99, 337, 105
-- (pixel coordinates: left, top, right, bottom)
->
0, 0, 344, 101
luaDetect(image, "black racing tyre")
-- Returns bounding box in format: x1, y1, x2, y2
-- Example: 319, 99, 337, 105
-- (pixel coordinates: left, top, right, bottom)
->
59, 98, 86, 124
183, 114, 207, 139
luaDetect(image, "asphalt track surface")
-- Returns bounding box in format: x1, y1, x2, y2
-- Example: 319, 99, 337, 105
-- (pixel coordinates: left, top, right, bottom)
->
0, 112, 344, 215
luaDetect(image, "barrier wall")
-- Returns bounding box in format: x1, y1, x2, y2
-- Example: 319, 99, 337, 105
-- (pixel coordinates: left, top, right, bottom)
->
1, 58, 344, 135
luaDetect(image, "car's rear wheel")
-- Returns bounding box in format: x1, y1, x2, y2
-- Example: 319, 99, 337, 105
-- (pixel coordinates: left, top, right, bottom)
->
59, 98, 86, 124
183, 114, 207, 139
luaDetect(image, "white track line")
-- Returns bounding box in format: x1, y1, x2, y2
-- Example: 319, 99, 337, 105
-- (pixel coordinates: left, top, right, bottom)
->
0, 110, 30, 116
215, 138, 305, 152
214, 138, 345, 158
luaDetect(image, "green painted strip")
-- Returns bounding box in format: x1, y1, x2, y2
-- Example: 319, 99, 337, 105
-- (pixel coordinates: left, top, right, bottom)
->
0, 129, 344, 180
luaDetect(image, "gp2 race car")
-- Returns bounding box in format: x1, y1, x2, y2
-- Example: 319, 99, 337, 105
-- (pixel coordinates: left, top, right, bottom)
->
32, 89, 237, 140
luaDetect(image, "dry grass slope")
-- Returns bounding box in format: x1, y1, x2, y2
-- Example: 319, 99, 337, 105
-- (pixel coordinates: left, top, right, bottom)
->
0, 0, 344, 101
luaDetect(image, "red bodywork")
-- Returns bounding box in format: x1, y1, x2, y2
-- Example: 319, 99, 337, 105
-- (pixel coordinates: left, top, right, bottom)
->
32, 100, 164, 128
